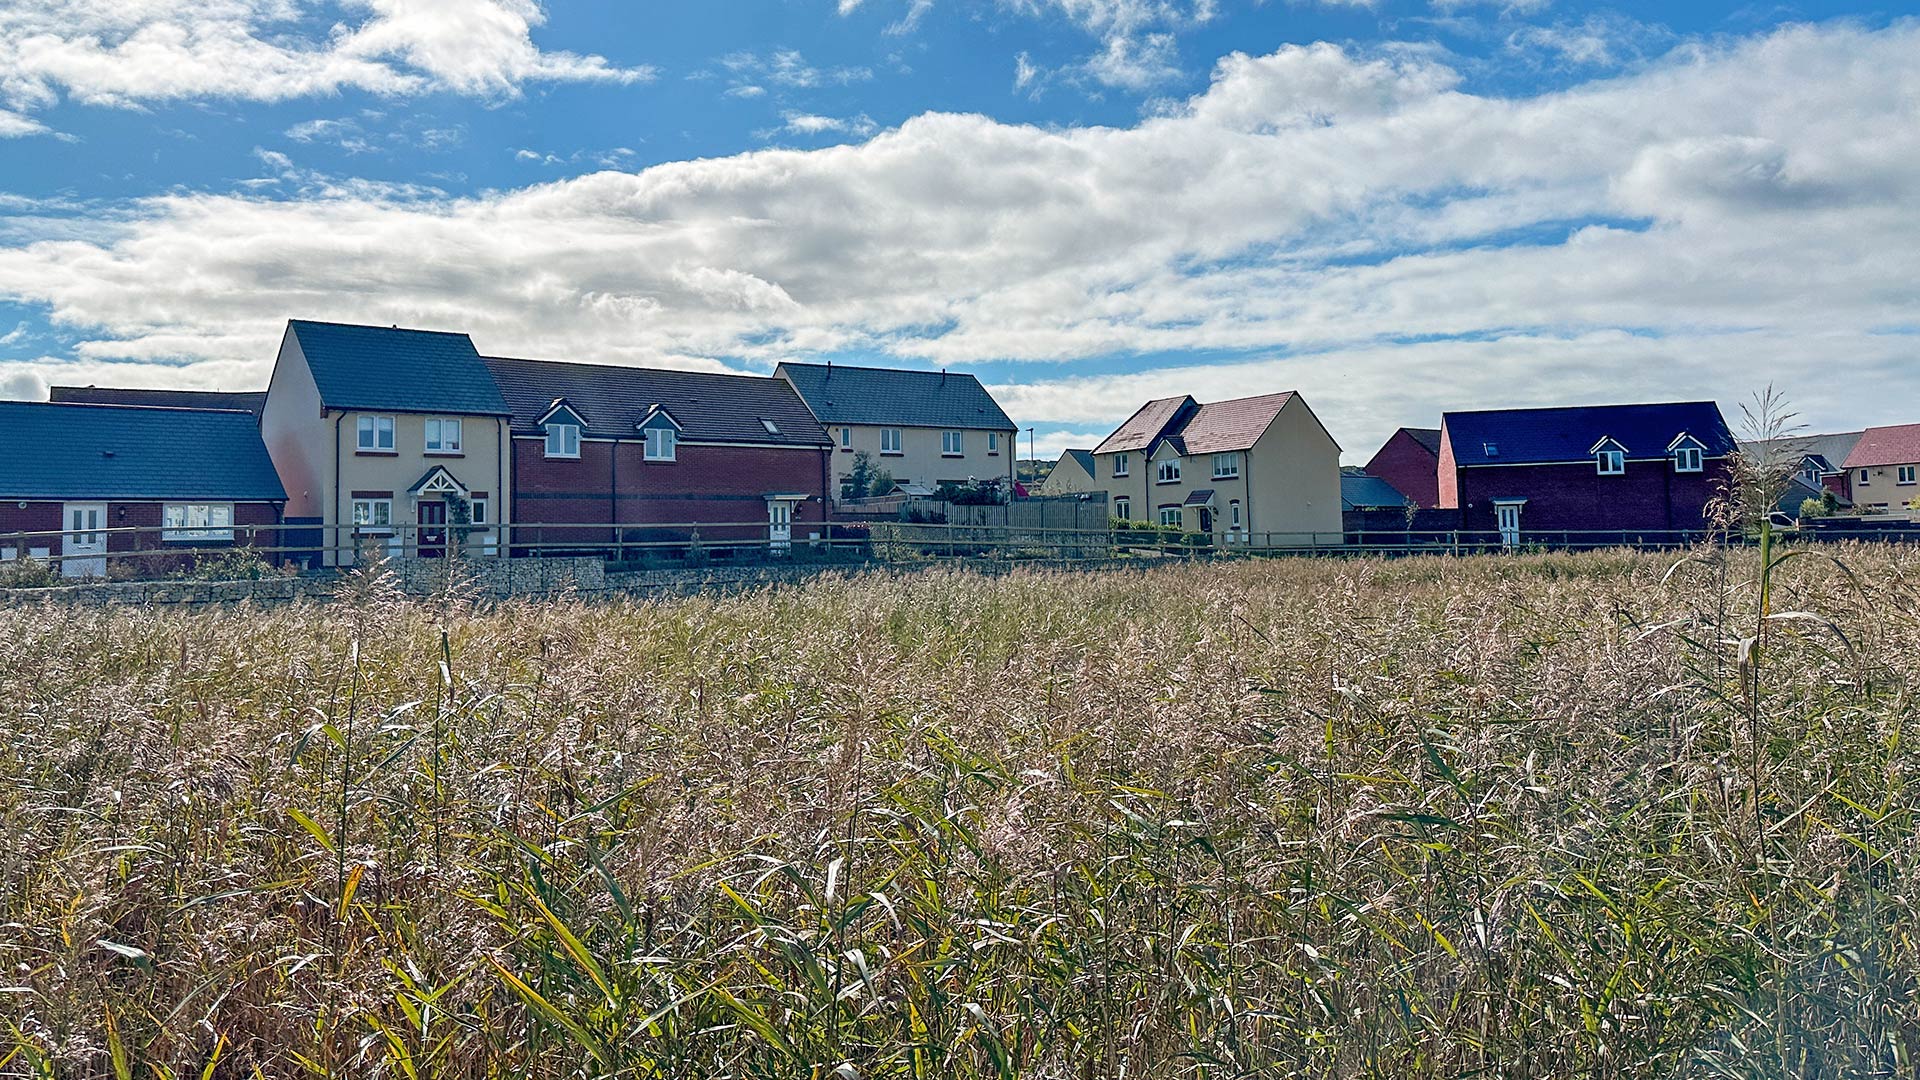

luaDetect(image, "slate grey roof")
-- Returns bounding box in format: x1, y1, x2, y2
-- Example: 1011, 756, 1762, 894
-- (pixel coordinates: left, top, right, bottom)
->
50, 386, 268, 414
288, 320, 510, 416
1342, 473, 1415, 511
1403, 427, 1443, 454
1062, 448, 1095, 476
776, 362, 1016, 431
484, 356, 832, 447
1738, 431, 1864, 474
0, 401, 286, 501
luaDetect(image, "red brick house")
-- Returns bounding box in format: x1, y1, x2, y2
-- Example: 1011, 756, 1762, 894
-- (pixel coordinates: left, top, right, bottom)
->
0, 401, 285, 577
484, 356, 833, 556
1364, 427, 1442, 508
1438, 401, 1736, 544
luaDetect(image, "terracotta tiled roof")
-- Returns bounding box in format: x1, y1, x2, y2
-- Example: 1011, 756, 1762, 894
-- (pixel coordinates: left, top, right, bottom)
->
1844, 423, 1920, 468
1092, 396, 1192, 455
1177, 393, 1296, 454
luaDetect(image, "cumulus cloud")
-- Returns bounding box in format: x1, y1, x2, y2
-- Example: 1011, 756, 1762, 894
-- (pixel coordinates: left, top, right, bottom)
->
0, 0, 650, 129
2, 21, 1919, 452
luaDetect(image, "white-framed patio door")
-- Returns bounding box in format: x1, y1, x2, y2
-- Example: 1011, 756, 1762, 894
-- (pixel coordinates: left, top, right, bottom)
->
1494, 500, 1524, 550
62, 502, 107, 578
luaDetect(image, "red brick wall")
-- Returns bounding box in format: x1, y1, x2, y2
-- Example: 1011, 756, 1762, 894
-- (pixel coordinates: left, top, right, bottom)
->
1364, 430, 1441, 508
508, 438, 829, 551
1454, 458, 1732, 535
0, 500, 282, 567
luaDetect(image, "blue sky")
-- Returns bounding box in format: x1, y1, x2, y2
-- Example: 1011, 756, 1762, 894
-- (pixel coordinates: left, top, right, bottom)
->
2, 0, 1917, 458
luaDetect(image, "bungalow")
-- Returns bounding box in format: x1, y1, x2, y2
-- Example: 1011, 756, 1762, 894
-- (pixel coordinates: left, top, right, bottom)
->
775, 362, 1017, 503
1438, 401, 1736, 544
260, 320, 513, 565
1088, 391, 1342, 544
485, 355, 833, 555
1038, 449, 1098, 496
1844, 423, 1920, 514
0, 401, 285, 577
1364, 427, 1443, 508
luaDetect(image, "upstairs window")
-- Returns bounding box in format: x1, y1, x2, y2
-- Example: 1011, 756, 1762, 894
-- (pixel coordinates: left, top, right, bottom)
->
645, 427, 677, 461
425, 418, 462, 454
1212, 452, 1241, 479
1113, 453, 1129, 477
1901, 466, 1917, 485
880, 428, 902, 454
545, 423, 581, 459
356, 415, 395, 453
942, 431, 964, 456
1859, 468, 1871, 485
988, 432, 999, 454
1157, 458, 1182, 483
1673, 446, 1702, 473
1596, 449, 1625, 476
839, 426, 852, 449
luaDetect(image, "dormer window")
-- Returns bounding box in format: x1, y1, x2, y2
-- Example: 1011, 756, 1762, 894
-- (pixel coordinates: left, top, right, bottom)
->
1157, 458, 1181, 483
1596, 450, 1625, 475
645, 427, 676, 461
1673, 446, 1703, 473
545, 423, 580, 459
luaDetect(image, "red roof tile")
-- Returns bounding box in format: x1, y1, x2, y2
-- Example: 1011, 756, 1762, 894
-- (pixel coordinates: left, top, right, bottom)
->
1844, 423, 1920, 468
1092, 396, 1192, 454
1177, 392, 1296, 454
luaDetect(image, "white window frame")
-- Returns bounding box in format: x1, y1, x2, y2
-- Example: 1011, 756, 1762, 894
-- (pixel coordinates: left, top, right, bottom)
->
1596, 450, 1625, 476
1112, 496, 1131, 521
545, 423, 581, 459
1900, 466, 1917, 486
1212, 452, 1241, 479
162, 502, 235, 542
1229, 499, 1243, 530
987, 432, 999, 455
942, 431, 964, 457
1859, 468, 1871, 485
1673, 446, 1702, 473
760, 418, 780, 435
352, 498, 394, 533
425, 417, 463, 454
357, 415, 396, 453
1113, 453, 1129, 477
1159, 506, 1182, 528
1157, 458, 1182, 484
644, 427, 677, 462
840, 426, 852, 449
880, 428, 903, 455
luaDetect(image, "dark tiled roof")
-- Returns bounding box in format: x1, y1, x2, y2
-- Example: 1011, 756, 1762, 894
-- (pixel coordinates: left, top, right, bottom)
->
1182, 489, 1216, 506
1342, 473, 1415, 510
1844, 423, 1920, 468
1739, 432, 1863, 474
1442, 402, 1736, 467
49, 386, 268, 414
288, 320, 510, 416
1093, 396, 1193, 455
1062, 448, 1095, 476
0, 401, 286, 501
1092, 392, 1297, 457
1403, 427, 1443, 454
484, 356, 832, 447
777, 362, 1016, 431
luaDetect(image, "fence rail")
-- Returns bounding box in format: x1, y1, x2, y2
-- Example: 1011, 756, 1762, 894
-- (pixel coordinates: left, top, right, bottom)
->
2, 517, 1908, 581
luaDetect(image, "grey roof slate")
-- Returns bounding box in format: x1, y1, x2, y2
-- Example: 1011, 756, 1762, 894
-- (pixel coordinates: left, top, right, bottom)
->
1738, 431, 1864, 474
776, 362, 1016, 431
0, 401, 286, 501
1342, 473, 1415, 510
484, 356, 832, 447
288, 320, 510, 416
50, 386, 268, 414
1062, 448, 1095, 476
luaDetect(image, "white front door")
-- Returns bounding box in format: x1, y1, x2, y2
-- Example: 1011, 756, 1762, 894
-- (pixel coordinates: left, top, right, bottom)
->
1495, 502, 1523, 550
768, 500, 793, 551
62, 502, 107, 578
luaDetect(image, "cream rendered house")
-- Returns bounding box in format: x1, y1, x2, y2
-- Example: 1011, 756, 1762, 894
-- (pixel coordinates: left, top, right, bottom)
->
1038, 449, 1098, 495
774, 362, 1017, 502
1844, 422, 1920, 514
261, 320, 513, 565
1088, 391, 1342, 544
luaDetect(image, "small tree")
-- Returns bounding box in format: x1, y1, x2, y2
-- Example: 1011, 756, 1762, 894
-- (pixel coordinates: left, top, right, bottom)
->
867, 467, 894, 498
1798, 497, 1825, 521
1820, 488, 1839, 515
841, 452, 876, 502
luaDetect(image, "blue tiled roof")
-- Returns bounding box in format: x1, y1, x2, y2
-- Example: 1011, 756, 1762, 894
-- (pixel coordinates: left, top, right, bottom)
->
1442, 402, 1736, 467
0, 402, 286, 501
1342, 473, 1414, 510
288, 320, 510, 416
777, 362, 1016, 431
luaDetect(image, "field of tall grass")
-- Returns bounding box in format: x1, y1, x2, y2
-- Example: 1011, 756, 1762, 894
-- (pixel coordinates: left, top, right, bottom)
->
1, 546, 1916, 1077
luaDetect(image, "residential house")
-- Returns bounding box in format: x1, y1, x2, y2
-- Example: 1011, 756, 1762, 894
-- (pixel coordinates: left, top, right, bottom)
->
1438, 401, 1736, 544
1342, 469, 1415, 513
484, 356, 833, 554
1738, 431, 1862, 508
774, 362, 1017, 502
1088, 392, 1342, 543
260, 320, 513, 565
1038, 449, 1097, 496
0, 401, 285, 577
1364, 427, 1443, 508
1844, 423, 1920, 514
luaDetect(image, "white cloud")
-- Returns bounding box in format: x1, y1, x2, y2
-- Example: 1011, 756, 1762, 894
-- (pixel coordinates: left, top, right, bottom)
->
0, 0, 650, 127
1006, 0, 1216, 88
2, 21, 1919, 454
1507, 12, 1672, 68
0, 109, 49, 138
781, 111, 878, 137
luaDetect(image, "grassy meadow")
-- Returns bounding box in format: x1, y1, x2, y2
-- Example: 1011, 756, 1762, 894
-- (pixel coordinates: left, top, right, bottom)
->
1, 548, 1917, 1077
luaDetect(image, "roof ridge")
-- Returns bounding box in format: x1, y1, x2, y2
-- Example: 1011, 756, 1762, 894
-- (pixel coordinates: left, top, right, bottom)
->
486, 354, 783, 385
779, 360, 989, 381
1444, 400, 1721, 418
2, 399, 257, 417
290, 317, 471, 337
